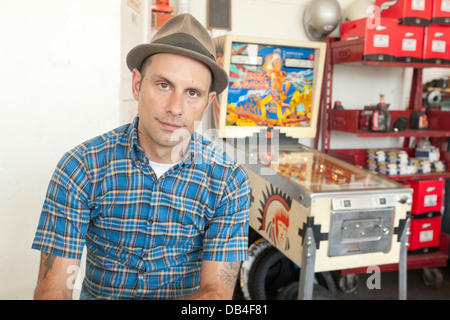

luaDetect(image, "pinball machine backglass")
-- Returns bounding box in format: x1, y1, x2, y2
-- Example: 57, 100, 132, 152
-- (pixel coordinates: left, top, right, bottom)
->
212, 35, 325, 139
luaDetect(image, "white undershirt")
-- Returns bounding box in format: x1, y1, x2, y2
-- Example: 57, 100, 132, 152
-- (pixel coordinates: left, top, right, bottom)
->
149, 160, 177, 179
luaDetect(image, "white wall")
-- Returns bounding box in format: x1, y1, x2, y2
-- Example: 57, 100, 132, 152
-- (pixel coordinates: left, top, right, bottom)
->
0, 0, 122, 299
1, 0, 449, 300
121, 0, 153, 124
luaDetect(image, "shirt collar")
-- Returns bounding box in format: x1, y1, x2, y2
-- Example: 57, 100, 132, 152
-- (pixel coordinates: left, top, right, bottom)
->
127, 116, 196, 166
126, 117, 141, 165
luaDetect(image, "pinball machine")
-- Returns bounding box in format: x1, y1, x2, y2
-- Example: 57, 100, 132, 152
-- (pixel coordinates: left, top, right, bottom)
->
211, 35, 413, 299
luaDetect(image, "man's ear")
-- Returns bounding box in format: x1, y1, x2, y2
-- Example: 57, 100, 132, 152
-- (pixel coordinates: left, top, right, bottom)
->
203, 91, 217, 117
131, 69, 142, 101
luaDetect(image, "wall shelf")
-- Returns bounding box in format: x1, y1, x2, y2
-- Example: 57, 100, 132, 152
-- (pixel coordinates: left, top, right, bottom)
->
316, 38, 450, 171
316, 37, 450, 276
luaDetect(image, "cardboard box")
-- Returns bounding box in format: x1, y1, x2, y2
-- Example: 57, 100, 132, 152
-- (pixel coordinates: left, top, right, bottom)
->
408, 213, 442, 252
432, 0, 450, 24
152, 12, 173, 28
410, 179, 445, 215
340, 18, 398, 62
423, 25, 450, 64
376, 0, 432, 25
378, 162, 398, 175
387, 149, 409, 164
416, 145, 440, 162
396, 24, 424, 62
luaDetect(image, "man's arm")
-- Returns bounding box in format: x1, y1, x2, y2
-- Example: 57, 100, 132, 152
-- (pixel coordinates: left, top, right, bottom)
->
34, 252, 81, 300
180, 260, 241, 300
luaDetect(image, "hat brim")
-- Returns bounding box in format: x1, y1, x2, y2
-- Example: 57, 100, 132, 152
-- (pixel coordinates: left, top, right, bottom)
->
126, 43, 229, 94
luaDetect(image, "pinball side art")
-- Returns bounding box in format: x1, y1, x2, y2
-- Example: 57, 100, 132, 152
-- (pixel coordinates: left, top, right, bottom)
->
213, 36, 326, 139
257, 185, 293, 251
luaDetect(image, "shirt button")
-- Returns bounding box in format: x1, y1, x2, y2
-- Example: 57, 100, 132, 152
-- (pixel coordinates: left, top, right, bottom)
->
148, 218, 154, 224
138, 273, 144, 280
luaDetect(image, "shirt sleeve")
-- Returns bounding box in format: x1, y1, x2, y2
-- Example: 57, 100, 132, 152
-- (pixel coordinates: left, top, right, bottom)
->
202, 165, 250, 262
32, 149, 92, 260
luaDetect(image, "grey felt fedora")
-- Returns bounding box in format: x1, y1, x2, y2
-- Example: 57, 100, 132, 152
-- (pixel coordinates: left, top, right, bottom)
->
126, 13, 229, 94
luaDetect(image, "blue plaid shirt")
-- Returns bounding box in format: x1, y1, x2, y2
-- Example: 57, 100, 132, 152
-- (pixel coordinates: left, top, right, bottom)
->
32, 117, 250, 299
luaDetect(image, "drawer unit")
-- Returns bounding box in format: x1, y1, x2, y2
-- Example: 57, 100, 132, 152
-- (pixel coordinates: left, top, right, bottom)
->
410, 179, 445, 214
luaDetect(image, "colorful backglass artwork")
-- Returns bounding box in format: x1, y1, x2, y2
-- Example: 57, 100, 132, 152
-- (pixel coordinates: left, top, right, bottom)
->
213, 36, 326, 139
227, 43, 314, 128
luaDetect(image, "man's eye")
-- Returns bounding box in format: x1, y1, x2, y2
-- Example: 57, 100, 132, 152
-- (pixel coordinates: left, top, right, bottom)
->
188, 90, 199, 97
158, 83, 169, 89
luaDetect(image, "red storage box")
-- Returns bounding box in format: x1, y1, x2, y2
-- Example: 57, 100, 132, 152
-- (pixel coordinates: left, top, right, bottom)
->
432, 0, 450, 24
329, 109, 360, 133
340, 18, 398, 62
408, 213, 442, 253
396, 24, 424, 62
376, 0, 432, 25
410, 179, 445, 215
423, 25, 450, 64
427, 110, 450, 130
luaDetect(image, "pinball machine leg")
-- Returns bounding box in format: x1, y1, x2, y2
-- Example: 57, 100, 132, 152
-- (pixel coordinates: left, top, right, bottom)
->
298, 227, 316, 300
399, 217, 410, 300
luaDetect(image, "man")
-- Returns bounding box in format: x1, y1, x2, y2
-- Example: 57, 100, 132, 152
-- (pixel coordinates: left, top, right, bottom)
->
32, 13, 250, 300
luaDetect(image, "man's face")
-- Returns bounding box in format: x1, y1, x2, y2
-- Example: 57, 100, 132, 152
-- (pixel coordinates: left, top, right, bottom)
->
132, 53, 216, 163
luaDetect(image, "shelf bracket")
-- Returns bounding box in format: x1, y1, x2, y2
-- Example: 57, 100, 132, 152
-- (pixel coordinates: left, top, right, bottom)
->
316, 37, 335, 152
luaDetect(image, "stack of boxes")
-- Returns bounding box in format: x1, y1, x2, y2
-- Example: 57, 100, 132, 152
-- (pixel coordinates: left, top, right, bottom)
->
340, 0, 450, 64
366, 149, 411, 175
399, 179, 445, 254
365, 145, 446, 176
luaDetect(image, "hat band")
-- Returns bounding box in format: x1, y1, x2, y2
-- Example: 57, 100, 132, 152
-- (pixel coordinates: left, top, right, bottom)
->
152, 33, 216, 62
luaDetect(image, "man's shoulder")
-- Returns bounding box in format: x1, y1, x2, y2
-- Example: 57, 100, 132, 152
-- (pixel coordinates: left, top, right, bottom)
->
72, 123, 130, 154
81, 123, 130, 151
192, 133, 249, 181
192, 133, 235, 166
58, 123, 132, 171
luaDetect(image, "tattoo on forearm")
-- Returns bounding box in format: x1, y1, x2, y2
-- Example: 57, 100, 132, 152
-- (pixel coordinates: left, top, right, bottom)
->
217, 262, 241, 289
41, 253, 56, 280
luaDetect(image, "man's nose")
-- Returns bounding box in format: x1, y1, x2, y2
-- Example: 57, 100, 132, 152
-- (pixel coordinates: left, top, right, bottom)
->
165, 92, 184, 116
